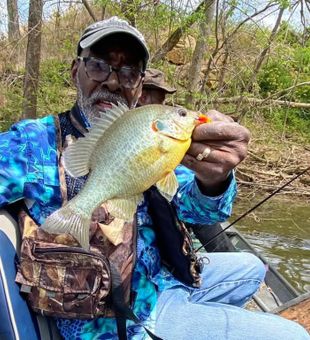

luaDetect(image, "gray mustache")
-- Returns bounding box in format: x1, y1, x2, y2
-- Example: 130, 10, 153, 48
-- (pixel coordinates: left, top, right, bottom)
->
89, 88, 127, 106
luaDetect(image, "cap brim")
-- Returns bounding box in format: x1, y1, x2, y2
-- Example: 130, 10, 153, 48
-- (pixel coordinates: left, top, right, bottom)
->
79, 28, 149, 65
143, 83, 176, 94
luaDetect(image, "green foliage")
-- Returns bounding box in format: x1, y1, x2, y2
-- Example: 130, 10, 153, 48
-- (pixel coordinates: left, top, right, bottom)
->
258, 44, 310, 103
277, 0, 290, 9
292, 46, 310, 73
277, 21, 301, 46
258, 61, 293, 95
37, 59, 74, 116
40, 59, 71, 87
0, 59, 75, 132
58, 36, 78, 59
0, 76, 24, 131
264, 107, 310, 139
97, 0, 110, 7
137, 3, 179, 41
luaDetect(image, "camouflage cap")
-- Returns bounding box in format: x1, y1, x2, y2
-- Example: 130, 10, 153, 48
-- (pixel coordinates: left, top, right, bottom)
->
77, 16, 149, 70
143, 68, 176, 94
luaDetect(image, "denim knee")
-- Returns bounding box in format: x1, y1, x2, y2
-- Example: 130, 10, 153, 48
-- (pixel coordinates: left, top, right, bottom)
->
269, 314, 310, 339
288, 320, 310, 339
241, 252, 266, 283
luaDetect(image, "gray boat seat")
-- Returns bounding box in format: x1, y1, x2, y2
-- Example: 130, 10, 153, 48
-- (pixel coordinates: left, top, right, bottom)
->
0, 209, 62, 340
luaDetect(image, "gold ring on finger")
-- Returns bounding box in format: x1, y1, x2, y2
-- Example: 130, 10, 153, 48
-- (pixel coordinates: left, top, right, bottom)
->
196, 146, 211, 161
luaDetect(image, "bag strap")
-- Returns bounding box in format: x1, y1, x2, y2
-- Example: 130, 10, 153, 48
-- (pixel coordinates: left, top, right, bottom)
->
110, 265, 163, 340
36, 315, 62, 340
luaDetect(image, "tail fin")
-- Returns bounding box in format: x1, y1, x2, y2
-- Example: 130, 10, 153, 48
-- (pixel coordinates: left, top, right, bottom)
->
40, 205, 91, 249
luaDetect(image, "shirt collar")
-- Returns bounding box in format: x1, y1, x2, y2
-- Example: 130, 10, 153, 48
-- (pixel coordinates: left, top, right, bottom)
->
69, 103, 90, 135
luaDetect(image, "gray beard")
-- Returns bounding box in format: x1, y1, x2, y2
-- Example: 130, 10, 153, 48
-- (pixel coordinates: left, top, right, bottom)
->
76, 76, 128, 125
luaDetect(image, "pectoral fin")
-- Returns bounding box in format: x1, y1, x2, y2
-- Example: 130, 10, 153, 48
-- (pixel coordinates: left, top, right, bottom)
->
156, 171, 178, 201
158, 137, 173, 153
106, 195, 143, 220
101, 196, 142, 245
99, 218, 125, 246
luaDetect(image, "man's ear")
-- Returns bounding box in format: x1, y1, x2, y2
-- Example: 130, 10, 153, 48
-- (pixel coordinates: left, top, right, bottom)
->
136, 84, 145, 105
139, 92, 146, 105
71, 59, 78, 87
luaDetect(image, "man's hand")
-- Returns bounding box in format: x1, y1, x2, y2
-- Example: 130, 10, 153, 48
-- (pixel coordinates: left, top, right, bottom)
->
181, 110, 250, 196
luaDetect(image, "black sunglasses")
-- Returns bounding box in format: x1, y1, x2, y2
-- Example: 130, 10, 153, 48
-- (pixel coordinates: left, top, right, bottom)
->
77, 56, 145, 89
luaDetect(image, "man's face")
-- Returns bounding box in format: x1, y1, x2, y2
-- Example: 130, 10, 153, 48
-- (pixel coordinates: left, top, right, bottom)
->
138, 88, 166, 106
72, 37, 144, 123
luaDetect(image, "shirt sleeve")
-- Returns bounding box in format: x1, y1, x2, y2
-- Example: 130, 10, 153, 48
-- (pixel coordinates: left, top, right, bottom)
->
0, 127, 28, 207
173, 165, 237, 224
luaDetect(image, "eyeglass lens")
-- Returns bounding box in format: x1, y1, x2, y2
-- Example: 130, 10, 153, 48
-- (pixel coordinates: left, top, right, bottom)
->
85, 58, 142, 89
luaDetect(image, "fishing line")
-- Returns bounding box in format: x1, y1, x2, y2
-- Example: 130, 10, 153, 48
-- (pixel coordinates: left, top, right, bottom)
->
194, 166, 310, 253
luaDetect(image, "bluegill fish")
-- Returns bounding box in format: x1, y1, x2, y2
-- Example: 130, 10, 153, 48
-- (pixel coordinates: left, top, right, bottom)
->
41, 104, 208, 249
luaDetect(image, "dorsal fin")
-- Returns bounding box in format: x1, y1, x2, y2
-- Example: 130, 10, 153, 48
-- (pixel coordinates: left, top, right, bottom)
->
63, 102, 129, 177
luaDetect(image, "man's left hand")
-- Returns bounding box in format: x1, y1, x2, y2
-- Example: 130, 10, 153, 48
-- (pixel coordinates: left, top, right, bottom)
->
181, 110, 250, 196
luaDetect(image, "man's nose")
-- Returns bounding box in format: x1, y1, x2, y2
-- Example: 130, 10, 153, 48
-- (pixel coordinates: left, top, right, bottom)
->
102, 71, 121, 92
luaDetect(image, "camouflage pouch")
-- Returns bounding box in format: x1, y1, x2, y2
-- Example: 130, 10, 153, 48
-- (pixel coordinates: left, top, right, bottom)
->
15, 228, 111, 319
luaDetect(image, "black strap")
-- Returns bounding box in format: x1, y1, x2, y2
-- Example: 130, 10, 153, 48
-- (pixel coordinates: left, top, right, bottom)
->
110, 264, 163, 340
146, 187, 200, 285
35, 315, 63, 340
115, 315, 127, 340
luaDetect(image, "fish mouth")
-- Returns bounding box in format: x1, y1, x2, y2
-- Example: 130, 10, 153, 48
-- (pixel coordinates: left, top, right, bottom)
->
172, 117, 196, 136
168, 134, 188, 142
161, 128, 190, 142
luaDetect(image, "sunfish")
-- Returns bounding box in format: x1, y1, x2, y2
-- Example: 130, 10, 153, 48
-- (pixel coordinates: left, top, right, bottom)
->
41, 103, 209, 248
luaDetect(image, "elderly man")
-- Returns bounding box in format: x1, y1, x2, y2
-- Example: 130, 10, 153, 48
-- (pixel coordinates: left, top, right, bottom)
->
0, 17, 308, 340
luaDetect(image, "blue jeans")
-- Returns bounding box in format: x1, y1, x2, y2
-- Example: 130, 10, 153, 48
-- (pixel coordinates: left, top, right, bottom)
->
152, 252, 309, 340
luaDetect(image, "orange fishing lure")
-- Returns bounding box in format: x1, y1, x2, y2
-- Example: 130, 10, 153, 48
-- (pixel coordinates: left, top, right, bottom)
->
197, 113, 211, 124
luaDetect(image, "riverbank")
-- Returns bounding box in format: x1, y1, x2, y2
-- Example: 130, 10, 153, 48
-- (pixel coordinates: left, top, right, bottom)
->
236, 119, 310, 199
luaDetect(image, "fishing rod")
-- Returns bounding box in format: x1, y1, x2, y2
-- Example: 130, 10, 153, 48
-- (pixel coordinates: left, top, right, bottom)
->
194, 166, 310, 253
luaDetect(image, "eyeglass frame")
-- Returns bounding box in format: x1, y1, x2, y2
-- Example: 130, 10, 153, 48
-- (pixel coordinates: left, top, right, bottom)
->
77, 56, 145, 89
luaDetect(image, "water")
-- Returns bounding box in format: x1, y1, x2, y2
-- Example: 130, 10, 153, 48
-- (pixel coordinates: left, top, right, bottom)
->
231, 196, 310, 293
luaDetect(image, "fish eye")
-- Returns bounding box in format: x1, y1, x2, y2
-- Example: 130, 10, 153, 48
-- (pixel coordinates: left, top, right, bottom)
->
178, 109, 187, 117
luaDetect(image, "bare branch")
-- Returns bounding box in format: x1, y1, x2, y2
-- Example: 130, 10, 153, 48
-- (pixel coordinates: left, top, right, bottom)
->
81, 0, 98, 22
151, 1, 205, 63
236, 6, 285, 122
199, 2, 278, 93
211, 96, 310, 109
263, 82, 310, 102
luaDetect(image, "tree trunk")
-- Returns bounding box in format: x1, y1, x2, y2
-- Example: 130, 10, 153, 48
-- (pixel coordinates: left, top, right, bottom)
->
7, 0, 20, 42
186, 0, 216, 107
151, 1, 205, 63
23, 0, 43, 119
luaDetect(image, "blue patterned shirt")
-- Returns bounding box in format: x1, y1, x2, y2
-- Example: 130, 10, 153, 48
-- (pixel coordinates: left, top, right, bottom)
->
0, 114, 237, 339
